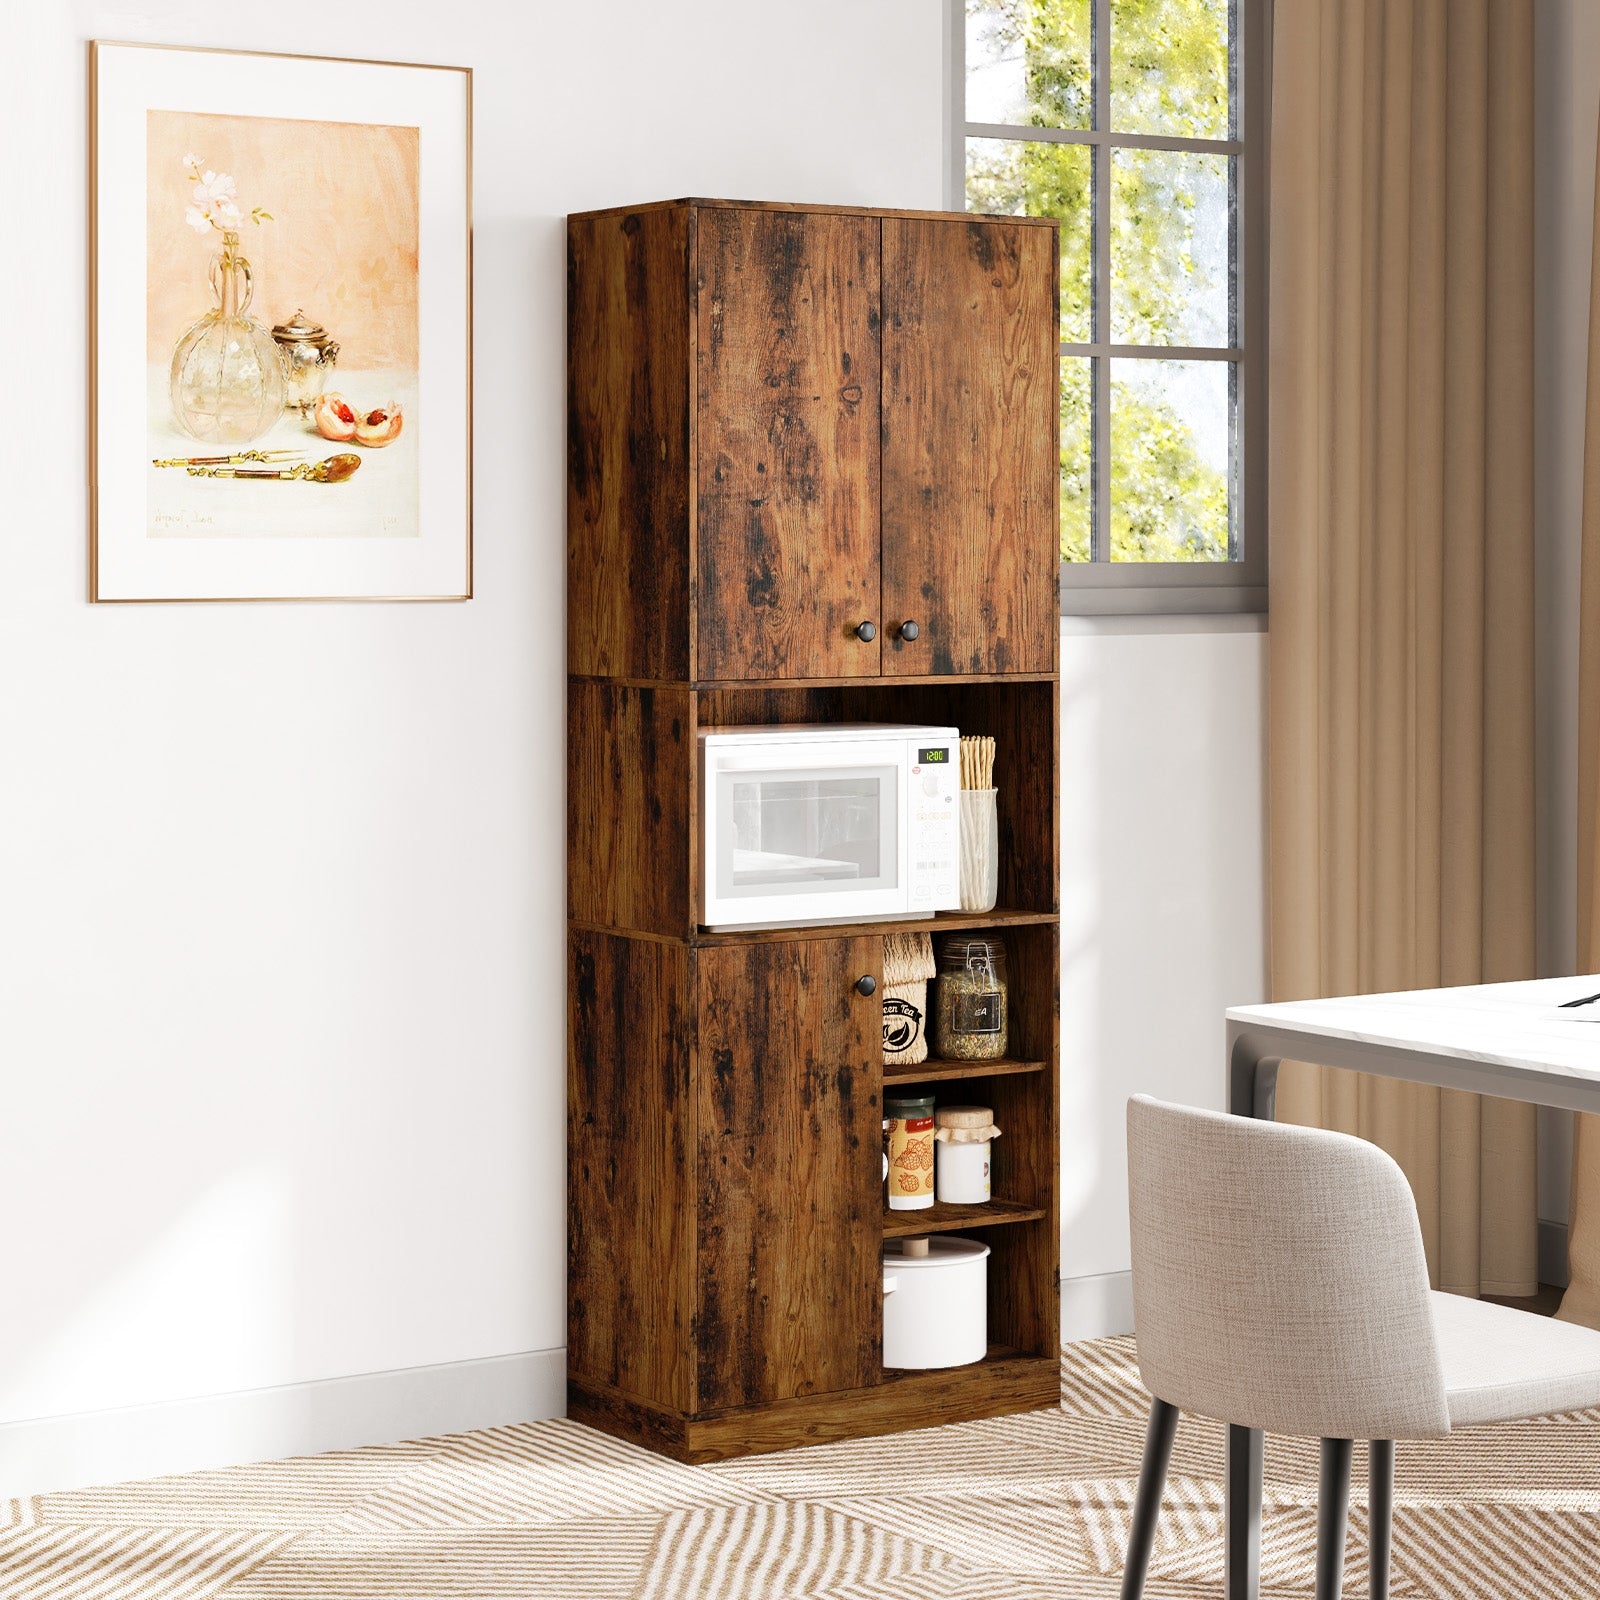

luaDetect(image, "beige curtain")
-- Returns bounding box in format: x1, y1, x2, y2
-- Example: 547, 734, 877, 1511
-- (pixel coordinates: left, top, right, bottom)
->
1556, 114, 1600, 1328
1268, 0, 1538, 1297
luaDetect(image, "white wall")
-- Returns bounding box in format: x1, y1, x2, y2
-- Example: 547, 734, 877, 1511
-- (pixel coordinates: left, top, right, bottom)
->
1059, 617, 1267, 1338
1532, 0, 1600, 1247
0, 0, 946, 1493
0, 0, 1269, 1489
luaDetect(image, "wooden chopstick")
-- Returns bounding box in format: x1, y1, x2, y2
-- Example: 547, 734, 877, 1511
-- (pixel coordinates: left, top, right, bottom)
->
959, 735, 995, 791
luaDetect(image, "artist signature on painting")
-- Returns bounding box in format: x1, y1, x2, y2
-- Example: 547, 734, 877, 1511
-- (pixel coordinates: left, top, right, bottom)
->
152, 510, 216, 532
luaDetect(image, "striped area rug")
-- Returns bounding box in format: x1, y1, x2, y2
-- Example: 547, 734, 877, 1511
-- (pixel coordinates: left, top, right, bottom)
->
5, 1337, 1600, 1598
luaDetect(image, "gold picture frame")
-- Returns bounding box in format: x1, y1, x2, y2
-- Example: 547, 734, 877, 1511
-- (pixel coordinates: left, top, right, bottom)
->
90, 41, 472, 602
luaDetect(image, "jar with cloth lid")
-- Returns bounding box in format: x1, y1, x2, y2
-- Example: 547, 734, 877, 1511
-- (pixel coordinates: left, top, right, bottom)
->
934, 1104, 1002, 1203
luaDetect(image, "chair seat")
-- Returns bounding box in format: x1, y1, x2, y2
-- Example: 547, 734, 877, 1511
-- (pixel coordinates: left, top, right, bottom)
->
1433, 1290, 1600, 1427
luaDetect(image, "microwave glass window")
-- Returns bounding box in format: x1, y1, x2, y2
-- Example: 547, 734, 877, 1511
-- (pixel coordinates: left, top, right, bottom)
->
718, 768, 899, 898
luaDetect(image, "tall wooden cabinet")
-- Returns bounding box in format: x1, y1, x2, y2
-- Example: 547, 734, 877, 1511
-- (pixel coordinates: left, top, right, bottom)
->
567, 198, 1061, 1461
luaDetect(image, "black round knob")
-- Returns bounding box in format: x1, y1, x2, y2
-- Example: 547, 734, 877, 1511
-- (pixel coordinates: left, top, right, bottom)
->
855, 975, 877, 997
855, 620, 877, 643
899, 619, 920, 641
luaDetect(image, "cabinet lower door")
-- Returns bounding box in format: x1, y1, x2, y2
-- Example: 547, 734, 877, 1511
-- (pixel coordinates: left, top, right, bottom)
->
696, 207, 882, 682
696, 936, 884, 1410
881, 217, 1059, 676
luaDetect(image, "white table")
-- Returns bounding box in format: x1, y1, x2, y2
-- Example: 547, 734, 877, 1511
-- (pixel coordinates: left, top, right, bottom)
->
1221, 976, 1600, 1600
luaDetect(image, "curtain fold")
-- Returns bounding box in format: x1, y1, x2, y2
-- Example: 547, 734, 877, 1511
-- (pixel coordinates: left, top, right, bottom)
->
1555, 110, 1600, 1329
1268, 0, 1538, 1297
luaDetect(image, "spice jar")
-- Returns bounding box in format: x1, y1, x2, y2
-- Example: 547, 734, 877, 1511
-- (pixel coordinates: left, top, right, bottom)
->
933, 937, 1008, 1060
934, 1105, 1002, 1203
884, 1093, 936, 1210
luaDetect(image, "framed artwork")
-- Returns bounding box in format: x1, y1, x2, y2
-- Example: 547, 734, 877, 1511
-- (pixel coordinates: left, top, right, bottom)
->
90, 42, 471, 602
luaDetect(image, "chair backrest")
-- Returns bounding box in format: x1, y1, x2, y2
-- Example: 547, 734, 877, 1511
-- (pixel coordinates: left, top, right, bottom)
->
1126, 1095, 1451, 1440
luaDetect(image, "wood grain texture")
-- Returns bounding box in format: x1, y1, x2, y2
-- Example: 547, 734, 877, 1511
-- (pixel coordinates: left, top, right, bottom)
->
696, 937, 885, 1409
568, 931, 695, 1412
692, 907, 1060, 948
568, 206, 693, 679
982, 921, 1061, 1359
881, 216, 1060, 676
568, 680, 692, 937
881, 1200, 1046, 1236
883, 1057, 1047, 1084
575, 196, 1059, 227
697, 208, 882, 681
570, 1352, 1060, 1462
694, 686, 845, 729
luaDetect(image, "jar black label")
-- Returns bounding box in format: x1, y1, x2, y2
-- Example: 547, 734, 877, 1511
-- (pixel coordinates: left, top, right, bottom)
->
954, 991, 1004, 1035
882, 996, 923, 1054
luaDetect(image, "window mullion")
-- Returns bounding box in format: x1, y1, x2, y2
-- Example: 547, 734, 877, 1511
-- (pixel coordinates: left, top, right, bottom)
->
1092, 0, 1112, 564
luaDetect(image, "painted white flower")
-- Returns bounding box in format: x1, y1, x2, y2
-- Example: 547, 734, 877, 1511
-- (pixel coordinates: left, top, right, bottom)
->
179, 156, 268, 237
194, 169, 237, 206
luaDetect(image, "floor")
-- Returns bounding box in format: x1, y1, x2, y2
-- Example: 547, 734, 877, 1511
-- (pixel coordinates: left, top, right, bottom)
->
5, 1335, 1600, 1599
1485, 1282, 1566, 1317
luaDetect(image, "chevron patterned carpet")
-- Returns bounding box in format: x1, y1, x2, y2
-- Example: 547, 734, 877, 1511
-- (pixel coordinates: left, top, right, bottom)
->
6, 1336, 1600, 1598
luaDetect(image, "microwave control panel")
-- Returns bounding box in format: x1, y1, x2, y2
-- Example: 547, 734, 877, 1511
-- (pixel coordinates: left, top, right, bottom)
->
906, 742, 961, 910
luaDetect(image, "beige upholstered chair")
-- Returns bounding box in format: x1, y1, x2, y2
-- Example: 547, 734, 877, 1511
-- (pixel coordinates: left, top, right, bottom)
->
1123, 1094, 1600, 1600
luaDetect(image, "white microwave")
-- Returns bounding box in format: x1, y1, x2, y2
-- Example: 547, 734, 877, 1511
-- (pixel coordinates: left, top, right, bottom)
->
699, 724, 961, 932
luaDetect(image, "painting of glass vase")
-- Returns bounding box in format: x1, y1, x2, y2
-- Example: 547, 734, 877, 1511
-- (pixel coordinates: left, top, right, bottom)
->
90, 42, 471, 601
169, 223, 286, 444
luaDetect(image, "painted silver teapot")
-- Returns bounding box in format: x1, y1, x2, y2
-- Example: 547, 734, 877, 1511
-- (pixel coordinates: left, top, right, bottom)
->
270, 310, 340, 416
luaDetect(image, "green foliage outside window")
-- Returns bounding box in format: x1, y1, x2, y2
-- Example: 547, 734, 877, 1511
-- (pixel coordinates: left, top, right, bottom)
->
966, 0, 1235, 564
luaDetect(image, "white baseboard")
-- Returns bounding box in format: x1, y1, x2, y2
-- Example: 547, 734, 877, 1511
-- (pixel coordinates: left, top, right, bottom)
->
1541, 1218, 1571, 1289
0, 1345, 566, 1500
1060, 1270, 1134, 1342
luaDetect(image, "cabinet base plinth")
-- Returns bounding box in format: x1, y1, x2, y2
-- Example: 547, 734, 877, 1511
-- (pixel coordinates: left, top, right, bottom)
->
567, 1351, 1060, 1463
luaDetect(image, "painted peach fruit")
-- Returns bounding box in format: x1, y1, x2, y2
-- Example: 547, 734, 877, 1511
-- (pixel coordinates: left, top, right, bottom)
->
314, 392, 358, 442
354, 405, 403, 448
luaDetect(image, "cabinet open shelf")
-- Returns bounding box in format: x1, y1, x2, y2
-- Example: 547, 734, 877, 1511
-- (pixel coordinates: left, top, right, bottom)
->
882, 1342, 1037, 1376
695, 908, 1059, 948
883, 1198, 1047, 1236
884, 1056, 1047, 1084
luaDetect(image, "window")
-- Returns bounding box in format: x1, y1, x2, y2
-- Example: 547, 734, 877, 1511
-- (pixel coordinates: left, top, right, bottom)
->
952, 0, 1267, 614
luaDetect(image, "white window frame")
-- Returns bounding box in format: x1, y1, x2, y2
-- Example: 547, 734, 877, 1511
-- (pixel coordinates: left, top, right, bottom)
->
946, 0, 1269, 616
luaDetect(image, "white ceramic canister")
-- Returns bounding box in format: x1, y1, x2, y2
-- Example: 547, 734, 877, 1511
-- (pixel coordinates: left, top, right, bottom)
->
881, 1235, 989, 1368
934, 1105, 1002, 1204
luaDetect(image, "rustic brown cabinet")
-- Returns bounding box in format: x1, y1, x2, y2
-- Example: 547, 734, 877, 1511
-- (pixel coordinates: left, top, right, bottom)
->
569, 198, 1058, 687
567, 198, 1061, 1461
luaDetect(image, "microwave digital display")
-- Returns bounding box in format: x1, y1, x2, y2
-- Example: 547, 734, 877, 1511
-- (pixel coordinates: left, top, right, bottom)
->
918, 747, 948, 764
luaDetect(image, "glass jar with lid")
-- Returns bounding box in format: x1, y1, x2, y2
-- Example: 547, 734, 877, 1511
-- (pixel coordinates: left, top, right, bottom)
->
933, 936, 1008, 1060
884, 1092, 936, 1210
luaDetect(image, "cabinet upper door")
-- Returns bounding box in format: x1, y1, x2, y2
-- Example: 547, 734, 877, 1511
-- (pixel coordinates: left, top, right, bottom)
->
695, 936, 884, 1411
696, 208, 882, 682
881, 217, 1059, 677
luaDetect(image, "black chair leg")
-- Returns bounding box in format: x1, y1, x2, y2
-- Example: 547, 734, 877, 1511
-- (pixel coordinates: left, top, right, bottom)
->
1120, 1398, 1179, 1600
1369, 1439, 1394, 1600
1226, 1424, 1264, 1600
1316, 1437, 1354, 1600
